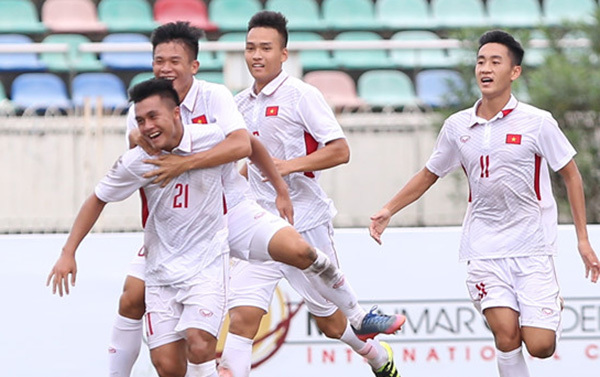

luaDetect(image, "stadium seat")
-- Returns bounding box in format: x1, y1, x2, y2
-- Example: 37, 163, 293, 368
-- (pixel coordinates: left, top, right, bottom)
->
98, 0, 159, 33
375, 0, 435, 30
431, 0, 487, 28
214, 32, 247, 68
100, 33, 153, 71
289, 32, 337, 71
266, 0, 325, 31
42, 0, 107, 33
523, 30, 550, 67
0, 34, 47, 72
357, 70, 420, 109
154, 0, 218, 32
333, 32, 394, 70
197, 38, 223, 71
196, 71, 225, 85
71, 73, 129, 111
0, 0, 46, 34
0, 81, 14, 115
544, 0, 597, 25
128, 72, 154, 89
41, 34, 104, 72
322, 0, 379, 30
391, 31, 454, 69
487, 0, 542, 28
415, 69, 464, 108
209, 0, 262, 32
303, 70, 366, 112
11, 73, 72, 112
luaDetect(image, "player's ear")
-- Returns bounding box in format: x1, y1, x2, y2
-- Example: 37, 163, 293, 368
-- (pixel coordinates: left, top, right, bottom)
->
510, 64, 522, 82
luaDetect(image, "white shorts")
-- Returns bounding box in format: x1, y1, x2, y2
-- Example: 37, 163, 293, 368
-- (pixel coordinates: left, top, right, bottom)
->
227, 199, 290, 261
466, 255, 561, 331
228, 222, 339, 318
126, 199, 289, 282
144, 254, 227, 350
127, 246, 146, 281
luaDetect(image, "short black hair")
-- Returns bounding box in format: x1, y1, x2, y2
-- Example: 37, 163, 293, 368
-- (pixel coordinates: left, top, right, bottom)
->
478, 30, 524, 66
150, 21, 204, 60
129, 78, 180, 107
247, 11, 288, 48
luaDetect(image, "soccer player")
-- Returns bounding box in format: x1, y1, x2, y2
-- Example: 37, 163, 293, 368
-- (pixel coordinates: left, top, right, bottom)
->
47, 79, 231, 377
115, 21, 405, 377
370, 30, 600, 377
217, 11, 401, 377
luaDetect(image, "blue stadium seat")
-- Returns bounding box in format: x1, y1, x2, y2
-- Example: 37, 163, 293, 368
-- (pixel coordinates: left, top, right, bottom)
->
0, 34, 46, 72
72, 73, 129, 111
100, 33, 153, 71
415, 69, 464, 108
11, 73, 71, 112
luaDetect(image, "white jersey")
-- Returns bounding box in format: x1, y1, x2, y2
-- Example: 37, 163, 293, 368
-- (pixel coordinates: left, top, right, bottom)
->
235, 70, 345, 232
126, 78, 253, 210
96, 123, 229, 287
426, 95, 576, 261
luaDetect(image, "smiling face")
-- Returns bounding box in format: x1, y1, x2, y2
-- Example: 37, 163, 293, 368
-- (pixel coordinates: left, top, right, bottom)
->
245, 26, 288, 93
152, 41, 199, 102
134, 94, 182, 151
475, 42, 521, 101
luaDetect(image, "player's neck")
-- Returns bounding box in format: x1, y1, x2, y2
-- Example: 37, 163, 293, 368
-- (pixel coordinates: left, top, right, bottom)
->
177, 81, 194, 105
477, 91, 511, 121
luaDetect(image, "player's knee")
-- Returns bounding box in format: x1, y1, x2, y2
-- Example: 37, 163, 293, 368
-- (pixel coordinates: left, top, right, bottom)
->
288, 240, 317, 269
186, 333, 215, 363
493, 329, 521, 352
318, 321, 345, 339
525, 340, 555, 359
118, 291, 145, 319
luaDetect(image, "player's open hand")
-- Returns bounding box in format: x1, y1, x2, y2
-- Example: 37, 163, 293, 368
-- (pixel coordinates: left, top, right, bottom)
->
369, 208, 392, 245
46, 253, 77, 296
130, 128, 160, 156
578, 241, 600, 283
272, 157, 293, 177
143, 154, 190, 187
275, 189, 294, 225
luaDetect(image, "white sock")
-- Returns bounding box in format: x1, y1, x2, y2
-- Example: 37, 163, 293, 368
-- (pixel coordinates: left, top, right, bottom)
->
220, 333, 253, 377
186, 360, 218, 377
303, 249, 366, 329
339, 323, 387, 370
108, 314, 143, 377
497, 346, 530, 377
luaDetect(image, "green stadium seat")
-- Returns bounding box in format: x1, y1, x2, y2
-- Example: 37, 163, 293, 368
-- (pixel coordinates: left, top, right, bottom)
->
98, 0, 159, 33
333, 32, 394, 70
322, 0, 379, 30
431, 0, 487, 28
154, 0, 218, 32
391, 31, 454, 69
375, 0, 436, 30
128, 72, 154, 89
487, 0, 542, 28
0, 80, 15, 115
196, 71, 225, 85
198, 39, 223, 71
266, 0, 325, 31
358, 70, 420, 109
214, 32, 247, 68
209, 0, 262, 32
41, 34, 104, 73
544, 0, 597, 25
523, 30, 550, 67
0, 0, 46, 34
289, 32, 337, 71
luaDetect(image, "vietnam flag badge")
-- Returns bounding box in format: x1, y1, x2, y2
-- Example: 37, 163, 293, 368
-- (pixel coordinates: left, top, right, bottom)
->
265, 106, 279, 117
192, 115, 208, 124
506, 134, 522, 144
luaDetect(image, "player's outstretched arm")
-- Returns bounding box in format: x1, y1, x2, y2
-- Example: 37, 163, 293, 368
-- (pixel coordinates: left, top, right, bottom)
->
142, 129, 252, 187
273, 138, 350, 177
46, 194, 107, 296
558, 159, 600, 282
369, 167, 439, 245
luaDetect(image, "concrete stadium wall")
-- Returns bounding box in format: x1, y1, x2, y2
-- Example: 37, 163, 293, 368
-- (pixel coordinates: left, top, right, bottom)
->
0, 113, 467, 233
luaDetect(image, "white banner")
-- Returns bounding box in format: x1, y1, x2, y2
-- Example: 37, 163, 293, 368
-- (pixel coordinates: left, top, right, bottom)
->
1, 226, 598, 377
